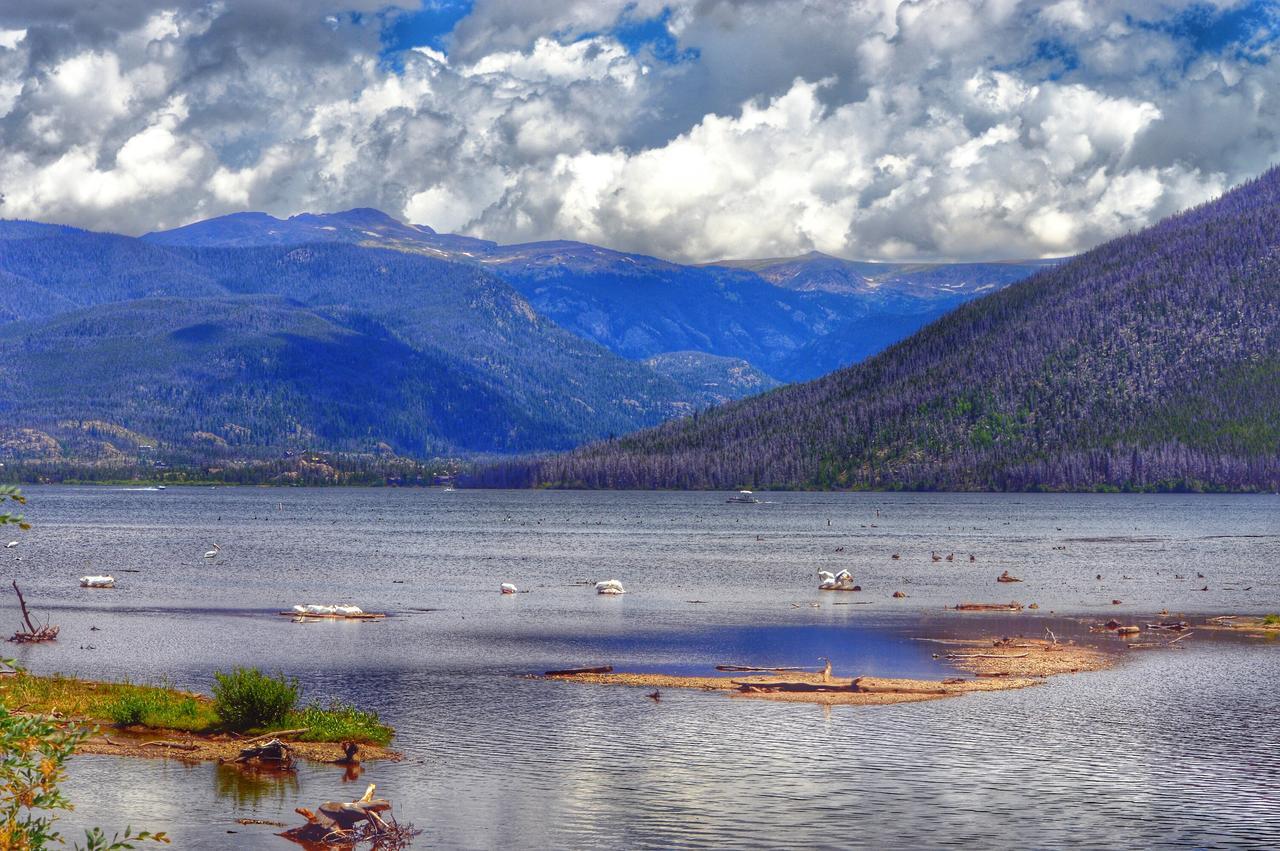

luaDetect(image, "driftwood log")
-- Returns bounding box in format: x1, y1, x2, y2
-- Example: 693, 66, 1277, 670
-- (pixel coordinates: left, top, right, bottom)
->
234, 738, 295, 769
954, 602, 1023, 611
940, 652, 1030, 660
851, 678, 949, 695
241, 727, 309, 744
732, 680, 851, 693
544, 666, 613, 676
281, 783, 395, 844
141, 740, 199, 751
9, 581, 58, 643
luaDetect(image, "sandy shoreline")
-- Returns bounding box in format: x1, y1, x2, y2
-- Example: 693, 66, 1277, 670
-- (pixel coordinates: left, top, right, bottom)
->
540, 635, 1116, 706
1196, 615, 1280, 636
537, 606, 1280, 706
70, 728, 402, 764
17, 611, 1268, 762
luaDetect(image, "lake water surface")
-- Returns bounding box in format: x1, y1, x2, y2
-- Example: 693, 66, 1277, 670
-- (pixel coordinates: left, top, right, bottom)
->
6, 487, 1280, 848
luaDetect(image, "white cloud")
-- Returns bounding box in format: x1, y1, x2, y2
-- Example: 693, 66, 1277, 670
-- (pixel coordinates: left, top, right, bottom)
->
0, 0, 1273, 261
4, 98, 206, 218
476, 69, 1225, 261
462, 36, 638, 87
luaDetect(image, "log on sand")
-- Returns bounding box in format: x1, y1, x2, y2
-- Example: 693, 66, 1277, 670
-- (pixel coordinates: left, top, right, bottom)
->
141, 740, 199, 751
544, 666, 613, 676
241, 727, 309, 744
939, 652, 1030, 660
732, 680, 851, 694
851, 677, 951, 695
954, 602, 1023, 611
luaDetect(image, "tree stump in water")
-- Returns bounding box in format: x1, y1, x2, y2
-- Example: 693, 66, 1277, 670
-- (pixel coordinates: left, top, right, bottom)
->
281, 783, 396, 844
234, 738, 294, 769
8, 581, 58, 643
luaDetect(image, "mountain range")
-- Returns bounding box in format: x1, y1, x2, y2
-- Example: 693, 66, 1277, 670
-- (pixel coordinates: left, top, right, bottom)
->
481, 167, 1280, 492
144, 209, 1052, 382
0, 210, 1043, 464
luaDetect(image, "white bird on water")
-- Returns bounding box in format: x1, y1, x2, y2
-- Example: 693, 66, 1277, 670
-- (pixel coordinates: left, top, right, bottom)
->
203, 544, 221, 559
500, 582, 518, 595
818, 568, 856, 590
80, 575, 115, 588
5, 541, 17, 548
595, 579, 626, 595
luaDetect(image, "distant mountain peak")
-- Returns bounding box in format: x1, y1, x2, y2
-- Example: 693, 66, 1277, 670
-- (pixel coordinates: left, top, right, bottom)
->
293, 208, 426, 231
142, 206, 439, 247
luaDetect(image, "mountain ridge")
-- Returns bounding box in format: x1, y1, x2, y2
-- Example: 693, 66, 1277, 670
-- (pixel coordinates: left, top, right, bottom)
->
0, 233, 772, 460
476, 167, 1280, 492
141, 209, 1048, 382
0, 209, 1053, 466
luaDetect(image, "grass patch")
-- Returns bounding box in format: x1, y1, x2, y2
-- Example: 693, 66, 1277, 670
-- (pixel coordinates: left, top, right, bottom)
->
0, 671, 393, 745
103, 690, 213, 731
1264, 614, 1280, 626
0, 674, 216, 733
287, 700, 393, 747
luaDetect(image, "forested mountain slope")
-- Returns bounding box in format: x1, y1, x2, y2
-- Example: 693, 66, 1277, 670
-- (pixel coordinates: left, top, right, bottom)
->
0, 223, 224, 320
146, 210, 1046, 382
0, 208, 1048, 465
0, 297, 536, 457
483, 168, 1280, 492
0, 231, 769, 460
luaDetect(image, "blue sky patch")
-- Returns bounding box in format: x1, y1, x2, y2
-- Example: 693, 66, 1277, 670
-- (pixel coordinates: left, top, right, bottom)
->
375, 2, 698, 70
611, 7, 698, 65
1137, 1, 1279, 62
379, 0, 473, 66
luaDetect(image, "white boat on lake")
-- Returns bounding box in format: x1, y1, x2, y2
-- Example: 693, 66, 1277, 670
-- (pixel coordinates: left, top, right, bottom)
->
726, 490, 760, 504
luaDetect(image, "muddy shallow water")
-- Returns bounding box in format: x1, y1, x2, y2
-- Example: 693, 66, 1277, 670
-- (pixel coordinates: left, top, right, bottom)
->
6, 487, 1280, 848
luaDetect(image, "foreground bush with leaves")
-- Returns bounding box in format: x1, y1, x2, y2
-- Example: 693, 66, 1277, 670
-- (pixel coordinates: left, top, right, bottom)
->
1, 660, 169, 849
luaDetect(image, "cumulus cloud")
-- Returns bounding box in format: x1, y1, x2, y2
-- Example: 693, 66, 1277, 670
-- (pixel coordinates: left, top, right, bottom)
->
0, 0, 1276, 259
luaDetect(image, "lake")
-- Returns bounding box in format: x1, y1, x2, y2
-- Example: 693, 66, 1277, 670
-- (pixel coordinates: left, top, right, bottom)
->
6, 486, 1280, 848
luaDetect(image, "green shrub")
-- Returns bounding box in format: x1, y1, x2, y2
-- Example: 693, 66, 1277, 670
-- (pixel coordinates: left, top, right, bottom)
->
105, 693, 149, 726
211, 668, 299, 732
1264, 613, 1280, 625
289, 700, 393, 746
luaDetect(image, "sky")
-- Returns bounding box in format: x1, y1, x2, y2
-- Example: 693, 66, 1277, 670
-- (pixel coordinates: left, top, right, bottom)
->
0, 1, 1277, 262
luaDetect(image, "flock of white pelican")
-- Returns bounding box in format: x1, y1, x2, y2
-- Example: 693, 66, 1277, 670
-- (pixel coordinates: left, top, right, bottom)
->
498, 579, 628, 595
